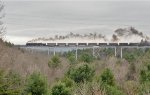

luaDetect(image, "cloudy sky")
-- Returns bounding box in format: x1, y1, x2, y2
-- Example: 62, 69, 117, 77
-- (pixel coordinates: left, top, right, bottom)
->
3, 0, 150, 44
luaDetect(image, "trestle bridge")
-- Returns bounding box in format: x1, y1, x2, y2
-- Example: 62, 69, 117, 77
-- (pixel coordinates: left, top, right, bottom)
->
17, 42, 150, 59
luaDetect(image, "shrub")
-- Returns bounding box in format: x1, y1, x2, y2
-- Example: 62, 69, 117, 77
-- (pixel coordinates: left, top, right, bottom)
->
99, 69, 124, 95
139, 82, 150, 95
51, 82, 71, 95
66, 51, 77, 64
103, 48, 114, 56
24, 72, 49, 95
66, 51, 74, 58
0, 70, 22, 95
138, 64, 150, 95
140, 64, 150, 83
61, 77, 75, 88
99, 69, 125, 95
100, 68, 115, 86
104, 85, 125, 95
67, 64, 95, 83
68, 55, 77, 64
124, 53, 136, 63
48, 55, 61, 68
135, 49, 144, 57
80, 53, 94, 63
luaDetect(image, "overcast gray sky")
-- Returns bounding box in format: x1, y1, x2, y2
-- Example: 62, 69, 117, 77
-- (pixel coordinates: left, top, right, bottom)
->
3, 0, 150, 44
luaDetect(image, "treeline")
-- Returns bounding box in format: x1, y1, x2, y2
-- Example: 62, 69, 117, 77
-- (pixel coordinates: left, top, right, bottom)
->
0, 39, 14, 47
0, 48, 150, 95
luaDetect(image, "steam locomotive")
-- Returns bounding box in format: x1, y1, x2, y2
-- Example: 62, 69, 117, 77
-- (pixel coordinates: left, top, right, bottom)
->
26, 43, 46, 46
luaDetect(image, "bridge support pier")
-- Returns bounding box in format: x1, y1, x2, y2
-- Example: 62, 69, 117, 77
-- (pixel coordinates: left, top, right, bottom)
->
31, 48, 34, 54
53, 47, 56, 56
115, 47, 117, 57
143, 47, 146, 53
48, 47, 50, 56
93, 47, 95, 57
75, 47, 78, 60
121, 47, 123, 59
115, 47, 123, 58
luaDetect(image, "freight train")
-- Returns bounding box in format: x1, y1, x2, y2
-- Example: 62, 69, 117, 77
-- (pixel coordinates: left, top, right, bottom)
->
26, 41, 150, 47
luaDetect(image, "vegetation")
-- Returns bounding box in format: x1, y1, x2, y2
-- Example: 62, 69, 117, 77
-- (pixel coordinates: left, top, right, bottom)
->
100, 68, 115, 86
126, 62, 136, 80
99, 68, 125, 95
66, 52, 77, 64
140, 64, 150, 83
103, 48, 114, 56
0, 70, 22, 95
24, 72, 49, 95
51, 82, 71, 95
48, 55, 61, 68
4, 41, 14, 47
67, 64, 95, 83
0, 40, 150, 95
139, 64, 150, 95
61, 77, 74, 88
80, 53, 94, 63
124, 53, 136, 63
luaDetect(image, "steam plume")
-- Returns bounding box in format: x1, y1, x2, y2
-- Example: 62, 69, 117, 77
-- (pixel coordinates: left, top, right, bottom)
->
112, 27, 150, 42
27, 27, 150, 43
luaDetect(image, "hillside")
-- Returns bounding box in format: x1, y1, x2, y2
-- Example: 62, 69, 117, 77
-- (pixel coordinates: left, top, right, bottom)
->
0, 40, 69, 83
0, 39, 150, 95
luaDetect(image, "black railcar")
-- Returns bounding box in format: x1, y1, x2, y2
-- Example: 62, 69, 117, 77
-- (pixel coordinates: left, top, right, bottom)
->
129, 43, 139, 46
88, 43, 98, 46
47, 43, 56, 47
119, 43, 129, 46
68, 43, 77, 46
98, 43, 108, 46
57, 43, 66, 46
26, 43, 46, 46
78, 43, 87, 46
109, 43, 118, 46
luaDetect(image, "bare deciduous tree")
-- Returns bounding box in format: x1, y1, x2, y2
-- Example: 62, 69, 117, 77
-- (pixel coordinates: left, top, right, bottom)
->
0, 1, 5, 39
